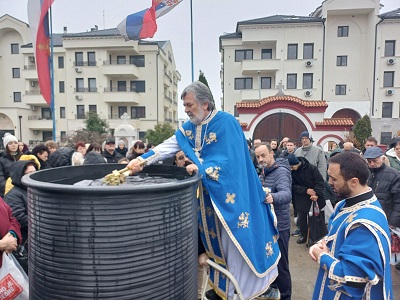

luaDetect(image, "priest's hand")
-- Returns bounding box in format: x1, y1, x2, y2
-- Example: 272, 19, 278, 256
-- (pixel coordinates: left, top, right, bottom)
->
309, 239, 328, 263
127, 159, 144, 174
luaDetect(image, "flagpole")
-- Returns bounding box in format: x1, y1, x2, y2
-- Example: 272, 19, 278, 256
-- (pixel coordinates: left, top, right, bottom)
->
49, 6, 56, 140
190, 0, 194, 82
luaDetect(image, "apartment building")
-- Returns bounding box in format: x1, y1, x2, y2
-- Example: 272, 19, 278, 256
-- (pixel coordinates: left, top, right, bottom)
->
0, 14, 180, 147
220, 0, 399, 146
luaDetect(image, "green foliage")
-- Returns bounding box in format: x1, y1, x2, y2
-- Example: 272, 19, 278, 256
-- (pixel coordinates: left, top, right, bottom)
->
62, 112, 109, 147
145, 123, 175, 146
84, 111, 109, 134
353, 115, 372, 151
198, 69, 214, 101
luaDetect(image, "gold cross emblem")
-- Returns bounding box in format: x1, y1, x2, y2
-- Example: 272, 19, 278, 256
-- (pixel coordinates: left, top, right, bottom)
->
226, 193, 236, 204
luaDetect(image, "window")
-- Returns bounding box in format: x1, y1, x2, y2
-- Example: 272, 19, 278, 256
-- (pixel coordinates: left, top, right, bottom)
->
58, 56, 64, 68
384, 40, 395, 57
130, 55, 145, 67
261, 49, 272, 59
235, 50, 253, 62
335, 84, 346, 95
381, 132, 392, 145
336, 56, 347, 66
59, 81, 65, 93
383, 71, 394, 87
13, 92, 21, 102
89, 105, 97, 113
261, 77, 271, 89
12, 68, 20, 78
118, 106, 128, 118
303, 73, 313, 89
117, 56, 126, 64
76, 78, 84, 92
303, 43, 314, 59
287, 74, 297, 89
131, 106, 146, 119
77, 105, 85, 119
233, 105, 238, 117
234, 78, 252, 90
117, 81, 126, 92
11, 44, 19, 54
60, 107, 66, 119
337, 26, 349, 37
382, 102, 393, 118
287, 44, 298, 59
60, 131, 66, 140
75, 52, 84, 66
41, 108, 52, 119
130, 80, 145, 93
87, 52, 96, 66
88, 78, 97, 92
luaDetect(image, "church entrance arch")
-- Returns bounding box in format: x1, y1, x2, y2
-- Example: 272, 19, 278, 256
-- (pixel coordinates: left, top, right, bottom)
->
253, 113, 307, 146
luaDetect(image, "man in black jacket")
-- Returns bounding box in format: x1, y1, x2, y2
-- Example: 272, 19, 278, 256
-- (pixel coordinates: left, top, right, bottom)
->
364, 146, 400, 228
288, 154, 325, 244
102, 138, 123, 163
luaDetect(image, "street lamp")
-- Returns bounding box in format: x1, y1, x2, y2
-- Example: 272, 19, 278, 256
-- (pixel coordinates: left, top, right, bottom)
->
18, 115, 22, 141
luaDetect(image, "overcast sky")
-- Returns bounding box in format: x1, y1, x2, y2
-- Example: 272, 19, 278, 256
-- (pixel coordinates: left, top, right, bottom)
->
1, 0, 398, 117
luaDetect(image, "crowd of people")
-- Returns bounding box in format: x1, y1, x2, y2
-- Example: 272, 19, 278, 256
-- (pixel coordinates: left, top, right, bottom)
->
0, 80, 398, 299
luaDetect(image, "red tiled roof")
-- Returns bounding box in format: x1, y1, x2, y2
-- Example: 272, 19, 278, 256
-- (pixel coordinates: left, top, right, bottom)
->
315, 118, 354, 126
236, 95, 328, 108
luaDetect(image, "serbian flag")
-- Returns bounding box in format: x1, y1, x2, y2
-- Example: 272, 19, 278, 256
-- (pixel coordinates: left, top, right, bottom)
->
27, 0, 54, 105
117, 0, 183, 41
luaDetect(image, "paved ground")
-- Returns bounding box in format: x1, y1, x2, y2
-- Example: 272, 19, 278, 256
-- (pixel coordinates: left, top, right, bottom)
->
205, 212, 400, 299
289, 219, 400, 300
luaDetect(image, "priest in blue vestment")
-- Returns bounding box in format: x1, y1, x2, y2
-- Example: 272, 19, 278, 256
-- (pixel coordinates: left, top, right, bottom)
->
128, 81, 280, 299
309, 152, 392, 300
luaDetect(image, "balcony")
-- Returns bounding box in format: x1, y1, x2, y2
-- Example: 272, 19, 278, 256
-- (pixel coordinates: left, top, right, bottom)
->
164, 72, 172, 87
23, 65, 38, 79
24, 90, 48, 105
74, 87, 98, 93
240, 89, 280, 101
26, 116, 53, 130
102, 61, 139, 78
241, 59, 280, 75
103, 87, 141, 103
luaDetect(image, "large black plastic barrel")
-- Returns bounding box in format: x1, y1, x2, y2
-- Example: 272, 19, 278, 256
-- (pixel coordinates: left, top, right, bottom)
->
22, 164, 201, 300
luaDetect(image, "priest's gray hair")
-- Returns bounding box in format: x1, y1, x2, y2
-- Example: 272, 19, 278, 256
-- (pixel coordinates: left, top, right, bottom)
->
181, 81, 215, 111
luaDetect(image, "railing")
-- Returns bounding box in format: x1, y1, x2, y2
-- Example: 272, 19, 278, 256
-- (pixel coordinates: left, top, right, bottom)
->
103, 87, 138, 92
74, 88, 98, 92
25, 90, 42, 95
165, 96, 173, 103
73, 61, 97, 66
24, 65, 36, 70
103, 60, 141, 67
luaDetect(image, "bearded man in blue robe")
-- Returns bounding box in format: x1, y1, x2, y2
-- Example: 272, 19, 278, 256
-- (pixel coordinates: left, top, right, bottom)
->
128, 81, 280, 299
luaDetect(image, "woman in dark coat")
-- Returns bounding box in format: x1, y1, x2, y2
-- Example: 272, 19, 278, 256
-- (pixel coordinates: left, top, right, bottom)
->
4, 160, 38, 273
0, 134, 22, 197
83, 143, 107, 165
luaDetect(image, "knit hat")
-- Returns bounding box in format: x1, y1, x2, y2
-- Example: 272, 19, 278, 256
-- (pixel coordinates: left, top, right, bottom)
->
287, 154, 300, 166
300, 131, 311, 140
118, 140, 125, 146
3, 134, 18, 147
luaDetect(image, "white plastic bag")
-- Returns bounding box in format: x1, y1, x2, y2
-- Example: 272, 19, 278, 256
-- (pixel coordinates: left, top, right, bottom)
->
0, 253, 29, 300
323, 200, 335, 224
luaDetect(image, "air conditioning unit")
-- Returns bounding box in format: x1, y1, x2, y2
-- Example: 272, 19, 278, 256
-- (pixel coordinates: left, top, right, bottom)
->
75, 67, 82, 73
304, 90, 312, 97
386, 89, 395, 96
31, 105, 36, 111
305, 60, 313, 67
29, 56, 35, 63
75, 95, 83, 100
30, 81, 36, 87
387, 58, 396, 65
